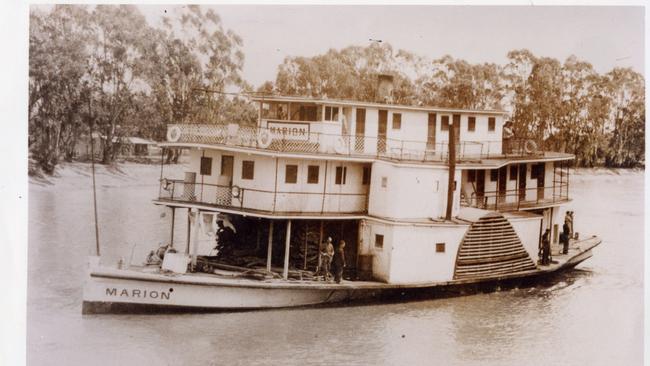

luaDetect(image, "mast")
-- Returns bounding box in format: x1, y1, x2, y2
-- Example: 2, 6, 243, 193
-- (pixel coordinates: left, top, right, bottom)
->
89, 96, 101, 256
445, 117, 456, 221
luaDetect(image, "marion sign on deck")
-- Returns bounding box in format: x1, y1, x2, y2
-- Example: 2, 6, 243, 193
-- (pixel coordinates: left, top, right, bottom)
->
267, 121, 310, 141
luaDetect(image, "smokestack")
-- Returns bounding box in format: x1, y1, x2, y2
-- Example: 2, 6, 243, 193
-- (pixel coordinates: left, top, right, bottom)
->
376, 74, 394, 104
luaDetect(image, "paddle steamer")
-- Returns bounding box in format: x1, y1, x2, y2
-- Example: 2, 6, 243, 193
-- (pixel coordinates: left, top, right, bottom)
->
82, 76, 600, 313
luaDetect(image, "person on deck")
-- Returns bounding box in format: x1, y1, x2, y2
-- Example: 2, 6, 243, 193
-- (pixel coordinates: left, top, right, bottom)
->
566, 211, 574, 238
502, 121, 514, 154
541, 229, 551, 265
320, 237, 335, 281
331, 240, 347, 284
560, 218, 571, 255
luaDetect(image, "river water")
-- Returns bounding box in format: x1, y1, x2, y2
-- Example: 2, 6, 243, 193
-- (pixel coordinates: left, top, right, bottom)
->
27, 166, 643, 366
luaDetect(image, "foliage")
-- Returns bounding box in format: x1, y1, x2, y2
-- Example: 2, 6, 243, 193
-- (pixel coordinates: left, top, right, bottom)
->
29, 7, 645, 172
29, 5, 247, 172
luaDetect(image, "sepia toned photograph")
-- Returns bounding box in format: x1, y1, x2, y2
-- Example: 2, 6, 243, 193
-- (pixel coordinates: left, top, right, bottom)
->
10, 3, 646, 366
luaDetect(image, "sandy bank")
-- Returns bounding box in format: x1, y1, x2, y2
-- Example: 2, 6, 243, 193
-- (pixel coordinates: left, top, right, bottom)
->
29, 161, 186, 191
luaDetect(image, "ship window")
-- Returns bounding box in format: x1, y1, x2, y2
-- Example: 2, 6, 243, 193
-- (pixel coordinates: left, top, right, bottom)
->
307, 165, 319, 184
441, 115, 450, 131
362, 166, 371, 185
392, 113, 402, 130
335, 166, 347, 184
285, 165, 298, 184
324, 106, 339, 121
242, 160, 255, 180
200, 157, 212, 176
490, 169, 498, 182
436, 243, 445, 253
381, 176, 388, 188
467, 117, 476, 132
299, 106, 318, 121
488, 117, 496, 131
468, 170, 476, 183
375, 234, 384, 249
509, 165, 518, 181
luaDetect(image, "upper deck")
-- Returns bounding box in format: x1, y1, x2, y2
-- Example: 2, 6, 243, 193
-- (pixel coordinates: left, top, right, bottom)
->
161, 95, 569, 165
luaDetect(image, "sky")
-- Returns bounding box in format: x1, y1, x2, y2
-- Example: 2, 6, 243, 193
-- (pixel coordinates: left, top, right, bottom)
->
139, 5, 644, 88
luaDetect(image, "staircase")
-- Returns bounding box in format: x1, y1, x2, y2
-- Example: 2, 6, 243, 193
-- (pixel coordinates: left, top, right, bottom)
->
454, 212, 537, 280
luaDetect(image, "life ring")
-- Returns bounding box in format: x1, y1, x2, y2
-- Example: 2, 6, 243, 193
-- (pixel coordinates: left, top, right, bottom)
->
161, 178, 171, 191
334, 136, 348, 154
257, 130, 273, 148
524, 140, 537, 154
167, 126, 182, 142
231, 185, 241, 198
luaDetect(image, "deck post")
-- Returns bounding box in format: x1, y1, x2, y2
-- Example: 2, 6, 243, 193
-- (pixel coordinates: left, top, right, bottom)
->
170, 207, 175, 246
266, 220, 274, 272
303, 221, 309, 270
255, 218, 262, 252
190, 208, 200, 269
317, 220, 324, 273
283, 219, 292, 280
321, 161, 328, 213
185, 208, 191, 254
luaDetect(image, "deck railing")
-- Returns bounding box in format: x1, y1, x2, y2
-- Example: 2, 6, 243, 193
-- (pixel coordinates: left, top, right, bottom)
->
158, 179, 368, 215
165, 123, 541, 162
463, 184, 570, 211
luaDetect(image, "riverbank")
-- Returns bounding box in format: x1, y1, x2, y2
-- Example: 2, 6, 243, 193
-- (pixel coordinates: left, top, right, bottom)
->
29, 161, 187, 191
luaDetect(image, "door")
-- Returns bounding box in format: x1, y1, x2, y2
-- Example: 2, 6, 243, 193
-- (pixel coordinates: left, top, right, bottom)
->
518, 163, 527, 202
476, 170, 485, 207
355, 108, 366, 152
377, 110, 387, 154
220, 155, 234, 184
452, 114, 461, 158
427, 113, 436, 151
217, 155, 234, 205
498, 166, 507, 203
183, 172, 197, 201
536, 163, 545, 200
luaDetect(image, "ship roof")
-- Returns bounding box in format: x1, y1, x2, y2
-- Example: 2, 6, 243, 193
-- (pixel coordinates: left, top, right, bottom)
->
251, 95, 508, 116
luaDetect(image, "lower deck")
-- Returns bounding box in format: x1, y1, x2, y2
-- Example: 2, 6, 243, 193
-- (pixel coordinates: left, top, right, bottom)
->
91, 236, 601, 290
82, 236, 600, 313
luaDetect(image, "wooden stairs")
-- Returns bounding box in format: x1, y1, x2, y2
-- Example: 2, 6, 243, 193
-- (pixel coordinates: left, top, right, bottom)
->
454, 213, 537, 280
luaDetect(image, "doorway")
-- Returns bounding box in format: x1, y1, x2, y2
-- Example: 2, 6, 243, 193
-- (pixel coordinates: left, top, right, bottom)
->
378, 110, 387, 154
427, 113, 436, 150
476, 170, 485, 207
356, 108, 366, 152
498, 166, 507, 203
518, 163, 527, 202
535, 163, 545, 200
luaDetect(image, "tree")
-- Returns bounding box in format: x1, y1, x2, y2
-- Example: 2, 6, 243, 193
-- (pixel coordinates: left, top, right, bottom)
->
603, 68, 645, 167
416, 55, 504, 110
29, 5, 91, 173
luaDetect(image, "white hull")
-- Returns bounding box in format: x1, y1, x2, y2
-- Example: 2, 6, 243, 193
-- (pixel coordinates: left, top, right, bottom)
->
83, 237, 601, 314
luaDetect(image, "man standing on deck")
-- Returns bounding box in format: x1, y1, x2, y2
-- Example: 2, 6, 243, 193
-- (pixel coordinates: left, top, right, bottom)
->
321, 237, 334, 281
541, 229, 551, 265
332, 240, 346, 283
561, 217, 571, 255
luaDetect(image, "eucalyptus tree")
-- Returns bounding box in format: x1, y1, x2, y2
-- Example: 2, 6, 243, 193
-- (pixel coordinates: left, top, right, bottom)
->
415, 55, 504, 110
85, 5, 155, 164
602, 68, 645, 167
29, 5, 91, 173
273, 43, 416, 104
